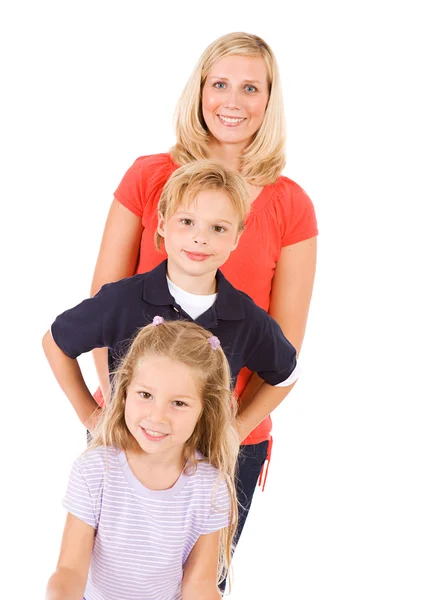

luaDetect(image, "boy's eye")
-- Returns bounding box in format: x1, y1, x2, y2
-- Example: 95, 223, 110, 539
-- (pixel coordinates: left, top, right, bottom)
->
245, 84, 257, 93
180, 218, 194, 226
138, 391, 152, 400
212, 225, 226, 233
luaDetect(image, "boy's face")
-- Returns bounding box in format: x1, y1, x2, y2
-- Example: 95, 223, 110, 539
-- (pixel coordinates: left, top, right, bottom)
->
157, 189, 241, 280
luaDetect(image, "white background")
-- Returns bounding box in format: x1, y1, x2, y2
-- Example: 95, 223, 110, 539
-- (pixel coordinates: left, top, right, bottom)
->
1, 1, 422, 598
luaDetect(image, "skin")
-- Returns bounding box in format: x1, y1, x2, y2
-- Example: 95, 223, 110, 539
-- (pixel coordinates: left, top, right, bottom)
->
202, 55, 269, 170
46, 356, 222, 599
124, 355, 203, 487
90, 53, 317, 430
157, 189, 241, 295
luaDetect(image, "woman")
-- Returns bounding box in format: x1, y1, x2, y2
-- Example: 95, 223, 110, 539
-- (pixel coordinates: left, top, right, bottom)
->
91, 31, 318, 566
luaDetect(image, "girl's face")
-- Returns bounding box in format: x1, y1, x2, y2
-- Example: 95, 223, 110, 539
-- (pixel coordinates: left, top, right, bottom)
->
125, 355, 203, 459
202, 54, 269, 153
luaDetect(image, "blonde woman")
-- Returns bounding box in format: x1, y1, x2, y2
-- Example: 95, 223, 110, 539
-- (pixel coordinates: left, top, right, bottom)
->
46, 319, 239, 600
91, 31, 318, 578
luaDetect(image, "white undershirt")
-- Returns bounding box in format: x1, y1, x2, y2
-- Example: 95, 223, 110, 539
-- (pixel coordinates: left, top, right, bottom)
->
167, 277, 217, 320
166, 277, 300, 387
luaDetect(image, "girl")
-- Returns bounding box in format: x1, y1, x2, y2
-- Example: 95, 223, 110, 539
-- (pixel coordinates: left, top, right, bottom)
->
46, 319, 238, 600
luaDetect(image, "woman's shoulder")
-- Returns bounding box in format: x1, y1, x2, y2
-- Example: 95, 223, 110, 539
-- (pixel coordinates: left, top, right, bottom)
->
115, 153, 178, 210
129, 152, 175, 172
271, 175, 314, 207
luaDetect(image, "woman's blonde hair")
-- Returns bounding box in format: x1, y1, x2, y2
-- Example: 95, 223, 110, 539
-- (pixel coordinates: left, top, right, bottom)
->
155, 159, 250, 250
170, 32, 286, 186
90, 319, 239, 585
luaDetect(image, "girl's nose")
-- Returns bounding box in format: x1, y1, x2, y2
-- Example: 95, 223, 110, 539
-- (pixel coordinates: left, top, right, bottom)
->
147, 403, 167, 424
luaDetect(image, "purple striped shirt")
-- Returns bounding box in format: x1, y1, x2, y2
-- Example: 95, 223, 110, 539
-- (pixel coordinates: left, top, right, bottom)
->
63, 446, 230, 600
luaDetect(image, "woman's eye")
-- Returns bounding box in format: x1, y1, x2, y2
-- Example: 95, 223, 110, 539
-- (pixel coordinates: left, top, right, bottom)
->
139, 392, 152, 400
214, 82, 226, 89
245, 85, 257, 93
180, 218, 193, 226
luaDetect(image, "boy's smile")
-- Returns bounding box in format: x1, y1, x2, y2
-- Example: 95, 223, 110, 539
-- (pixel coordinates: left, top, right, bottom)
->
157, 189, 242, 294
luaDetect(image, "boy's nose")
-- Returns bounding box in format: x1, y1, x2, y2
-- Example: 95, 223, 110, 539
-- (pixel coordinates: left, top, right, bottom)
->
193, 230, 209, 245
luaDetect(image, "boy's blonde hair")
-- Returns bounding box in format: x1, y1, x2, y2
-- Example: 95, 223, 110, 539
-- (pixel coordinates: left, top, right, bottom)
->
90, 319, 239, 584
155, 159, 250, 251
170, 32, 286, 186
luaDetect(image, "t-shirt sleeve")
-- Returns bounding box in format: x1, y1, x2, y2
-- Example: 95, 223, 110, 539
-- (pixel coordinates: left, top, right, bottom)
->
50, 283, 118, 358
113, 154, 174, 219
281, 179, 318, 247
63, 457, 101, 529
202, 478, 231, 534
245, 308, 297, 386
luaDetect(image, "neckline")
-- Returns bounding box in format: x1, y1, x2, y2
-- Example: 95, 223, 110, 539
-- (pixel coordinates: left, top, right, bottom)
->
167, 276, 217, 300
117, 450, 189, 499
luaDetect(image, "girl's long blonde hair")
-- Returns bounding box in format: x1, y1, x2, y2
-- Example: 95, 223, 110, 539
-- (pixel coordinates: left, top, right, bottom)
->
90, 319, 239, 585
170, 32, 286, 186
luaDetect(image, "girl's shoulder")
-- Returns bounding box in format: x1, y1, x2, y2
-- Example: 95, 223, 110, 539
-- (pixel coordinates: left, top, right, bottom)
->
75, 446, 120, 476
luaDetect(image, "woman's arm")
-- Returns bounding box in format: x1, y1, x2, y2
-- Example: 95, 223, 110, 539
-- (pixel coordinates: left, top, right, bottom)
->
237, 237, 317, 428
236, 381, 296, 442
42, 331, 101, 431
91, 199, 144, 403
182, 530, 222, 600
46, 513, 94, 600
269, 236, 317, 354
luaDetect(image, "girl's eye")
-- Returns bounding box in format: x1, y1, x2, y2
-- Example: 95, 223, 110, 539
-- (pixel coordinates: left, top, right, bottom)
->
212, 225, 226, 233
214, 81, 226, 89
245, 85, 257, 93
180, 218, 194, 226
173, 400, 187, 408
138, 391, 152, 400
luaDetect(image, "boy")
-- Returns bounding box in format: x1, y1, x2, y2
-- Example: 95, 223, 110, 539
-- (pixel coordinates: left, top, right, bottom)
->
43, 160, 300, 441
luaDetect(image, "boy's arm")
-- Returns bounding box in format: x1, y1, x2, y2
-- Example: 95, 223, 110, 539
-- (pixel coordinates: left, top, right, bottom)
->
42, 331, 101, 431
236, 309, 300, 441
46, 513, 94, 600
236, 380, 296, 442
182, 530, 222, 600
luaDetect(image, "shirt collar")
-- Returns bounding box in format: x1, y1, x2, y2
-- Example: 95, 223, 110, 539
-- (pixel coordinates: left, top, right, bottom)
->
143, 260, 245, 320
143, 260, 174, 306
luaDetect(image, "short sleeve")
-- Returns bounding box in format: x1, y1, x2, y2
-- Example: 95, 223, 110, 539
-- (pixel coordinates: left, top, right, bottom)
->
113, 153, 175, 219
51, 292, 106, 358
50, 282, 121, 358
245, 309, 297, 385
281, 179, 318, 247
63, 458, 102, 529
202, 478, 231, 534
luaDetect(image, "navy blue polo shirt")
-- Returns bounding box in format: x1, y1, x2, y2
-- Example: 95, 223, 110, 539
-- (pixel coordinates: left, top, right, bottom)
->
51, 260, 297, 386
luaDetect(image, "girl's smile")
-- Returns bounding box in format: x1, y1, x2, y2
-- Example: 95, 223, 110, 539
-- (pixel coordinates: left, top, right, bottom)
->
125, 354, 203, 459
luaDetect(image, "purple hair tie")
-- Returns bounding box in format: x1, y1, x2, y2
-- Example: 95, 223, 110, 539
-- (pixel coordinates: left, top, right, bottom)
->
152, 316, 165, 326
208, 336, 221, 350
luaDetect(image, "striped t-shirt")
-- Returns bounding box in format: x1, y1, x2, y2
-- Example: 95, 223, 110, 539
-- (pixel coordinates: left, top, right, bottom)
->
63, 446, 230, 600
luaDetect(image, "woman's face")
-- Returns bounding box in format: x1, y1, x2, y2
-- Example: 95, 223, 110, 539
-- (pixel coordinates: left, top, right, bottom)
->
202, 54, 269, 153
